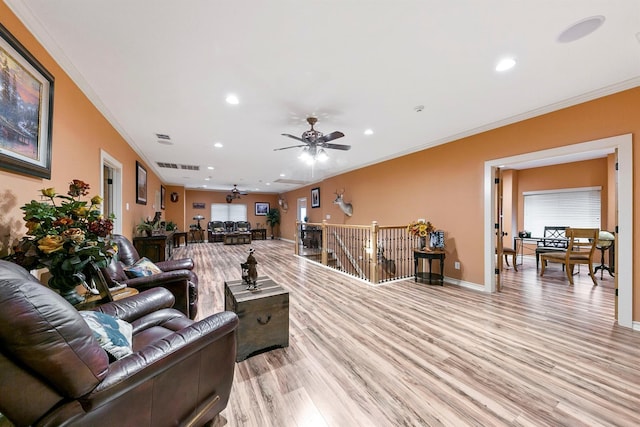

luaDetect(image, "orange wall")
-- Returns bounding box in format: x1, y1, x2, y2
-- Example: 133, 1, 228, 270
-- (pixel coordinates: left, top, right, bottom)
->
281, 87, 640, 320
2, 4, 640, 321
184, 190, 279, 232
0, 5, 163, 251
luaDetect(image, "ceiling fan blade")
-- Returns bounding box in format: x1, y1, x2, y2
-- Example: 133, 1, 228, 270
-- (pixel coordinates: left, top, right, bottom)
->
324, 143, 351, 151
281, 133, 306, 142
274, 144, 307, 151
318, 131, 344, 143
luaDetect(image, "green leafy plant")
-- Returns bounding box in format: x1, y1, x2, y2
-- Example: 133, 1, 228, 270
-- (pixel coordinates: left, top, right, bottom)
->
265, 208, 280, 239
4, 179, 116, 299
165, 220, 177, 231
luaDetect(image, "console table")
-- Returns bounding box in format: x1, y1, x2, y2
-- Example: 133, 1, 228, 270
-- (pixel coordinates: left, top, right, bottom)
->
133, 235, 171, 263
413, 249, 445, 286
250, 228, 267, 240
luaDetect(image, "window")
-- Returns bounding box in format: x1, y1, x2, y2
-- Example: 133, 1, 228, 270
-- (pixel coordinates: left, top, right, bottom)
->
523, 187, 601, 237
210, 203, 247, 222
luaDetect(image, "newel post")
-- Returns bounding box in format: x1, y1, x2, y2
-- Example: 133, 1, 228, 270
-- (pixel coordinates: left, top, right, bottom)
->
370, 221, 379, 284
321, 220, 328, 265
294, 220, 300, 256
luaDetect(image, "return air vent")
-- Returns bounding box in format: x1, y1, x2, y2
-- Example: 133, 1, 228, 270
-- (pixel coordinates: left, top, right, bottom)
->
180, 164, 200, 171
157, 162, 178, 169
156, 162, 200, 171
155, 133, 171, 140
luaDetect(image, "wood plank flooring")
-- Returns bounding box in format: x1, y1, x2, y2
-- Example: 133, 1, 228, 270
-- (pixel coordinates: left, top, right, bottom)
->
174, 240, 640, 427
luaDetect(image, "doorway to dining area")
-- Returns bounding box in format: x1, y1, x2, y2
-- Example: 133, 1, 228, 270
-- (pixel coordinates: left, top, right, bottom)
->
485, 133, 632, 329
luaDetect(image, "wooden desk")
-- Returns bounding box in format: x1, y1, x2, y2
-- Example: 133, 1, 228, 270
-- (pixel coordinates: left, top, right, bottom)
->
413, 249, 445, 286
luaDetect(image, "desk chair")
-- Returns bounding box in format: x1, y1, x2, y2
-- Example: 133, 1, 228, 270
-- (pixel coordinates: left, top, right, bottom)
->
539, 228, 598, 286
536, 225, 569, 269
495, 247, 518, 271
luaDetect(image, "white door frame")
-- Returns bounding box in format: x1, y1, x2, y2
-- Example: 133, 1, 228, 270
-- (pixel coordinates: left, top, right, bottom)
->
484, 134, 633, 328
100, 150, 123, 234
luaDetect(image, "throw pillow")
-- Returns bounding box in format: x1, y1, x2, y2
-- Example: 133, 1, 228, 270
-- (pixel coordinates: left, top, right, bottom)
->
80, 311, 133, 360
214, 227, 224, 232
123, 257, 163, 278
237, 227, 247, 232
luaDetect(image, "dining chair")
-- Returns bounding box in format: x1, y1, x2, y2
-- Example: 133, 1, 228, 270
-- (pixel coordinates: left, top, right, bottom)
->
539, 228, 598, 285
495, 247, 518, 271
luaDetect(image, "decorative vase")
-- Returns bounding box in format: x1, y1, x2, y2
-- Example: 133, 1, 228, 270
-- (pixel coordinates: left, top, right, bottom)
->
49, 273, 86, 305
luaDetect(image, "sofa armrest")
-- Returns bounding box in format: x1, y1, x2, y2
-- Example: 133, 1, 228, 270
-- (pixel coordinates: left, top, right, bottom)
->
80, 311, 239, 410
120, 270, 192, 319
93, 288, 175, 322
156, 258, 194, 271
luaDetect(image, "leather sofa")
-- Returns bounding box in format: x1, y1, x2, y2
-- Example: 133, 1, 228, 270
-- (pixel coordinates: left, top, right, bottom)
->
0, 259, 238, 427
101, 234, 199, 319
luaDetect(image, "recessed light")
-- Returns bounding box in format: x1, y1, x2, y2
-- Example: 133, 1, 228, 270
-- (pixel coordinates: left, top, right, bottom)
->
207, 166, 214, 170
266, 183, 271, 186
557, 15, 605, 43
226, 94, 239, 105
364, 129, 374, 136
214, 142, 223, 148
495, 58, 516, 72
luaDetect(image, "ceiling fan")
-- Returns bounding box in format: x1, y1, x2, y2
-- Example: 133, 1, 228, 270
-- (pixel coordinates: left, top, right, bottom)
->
274, 117, 351, 158
226, 184, 247, 203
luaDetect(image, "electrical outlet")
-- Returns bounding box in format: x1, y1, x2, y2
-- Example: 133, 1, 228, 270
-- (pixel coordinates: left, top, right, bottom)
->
454, 261, 461, 270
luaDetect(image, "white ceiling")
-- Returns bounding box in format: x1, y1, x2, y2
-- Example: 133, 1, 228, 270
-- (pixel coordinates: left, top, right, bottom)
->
6, 1, 640, 194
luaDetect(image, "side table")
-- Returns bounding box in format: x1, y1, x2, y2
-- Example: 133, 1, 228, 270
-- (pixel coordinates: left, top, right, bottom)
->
413, 249, 445, 286
224, 276, 289, 361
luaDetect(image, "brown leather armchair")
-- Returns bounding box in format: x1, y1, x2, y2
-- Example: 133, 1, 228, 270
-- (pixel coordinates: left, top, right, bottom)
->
0, 260, 238, 427
102, 234, 199, 319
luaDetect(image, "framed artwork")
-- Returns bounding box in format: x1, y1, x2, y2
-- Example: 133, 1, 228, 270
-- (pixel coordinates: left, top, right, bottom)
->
0, 23, 54, 179
193, 202, 205, 209
136, 161, 147, 205
311, 187, 320, 208
160, 185, 166, 210
255, 202, 269, 216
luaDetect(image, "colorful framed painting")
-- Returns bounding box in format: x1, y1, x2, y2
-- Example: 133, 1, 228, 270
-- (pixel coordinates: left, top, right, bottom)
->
0, 23, 54, 179
136, 161, 147, 205
255, 202, 269, 216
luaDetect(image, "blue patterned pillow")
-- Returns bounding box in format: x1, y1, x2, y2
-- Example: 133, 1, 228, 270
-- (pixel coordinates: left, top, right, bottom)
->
123, 257, 163, 278
80, 311, 133, 360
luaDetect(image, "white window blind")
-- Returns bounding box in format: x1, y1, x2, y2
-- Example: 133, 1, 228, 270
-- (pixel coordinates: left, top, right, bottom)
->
210, 203, 247, 222
523, 187, 601, 237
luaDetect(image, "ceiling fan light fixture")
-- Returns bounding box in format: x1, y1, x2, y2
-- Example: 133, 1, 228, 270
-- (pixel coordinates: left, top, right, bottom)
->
317, 149, 329, 162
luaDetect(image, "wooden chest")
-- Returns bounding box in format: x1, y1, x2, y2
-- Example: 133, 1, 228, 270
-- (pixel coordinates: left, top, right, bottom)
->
224, 276, 289, 362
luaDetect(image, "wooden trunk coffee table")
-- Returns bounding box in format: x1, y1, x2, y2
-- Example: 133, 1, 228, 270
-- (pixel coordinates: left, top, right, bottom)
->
224, 276, 289, 361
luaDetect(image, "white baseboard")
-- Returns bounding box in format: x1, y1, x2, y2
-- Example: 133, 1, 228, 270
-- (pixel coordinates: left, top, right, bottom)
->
444, 276, 485, 291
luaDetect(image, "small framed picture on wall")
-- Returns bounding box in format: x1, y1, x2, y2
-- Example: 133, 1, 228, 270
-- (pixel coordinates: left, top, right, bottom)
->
311, 187, 320, 208
160, 185, 166, 210
136, 161, 147, 205
255, 202, 269, 216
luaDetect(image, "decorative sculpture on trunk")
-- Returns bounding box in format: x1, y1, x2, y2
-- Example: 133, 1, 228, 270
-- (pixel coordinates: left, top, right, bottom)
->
241, 248, 259, 290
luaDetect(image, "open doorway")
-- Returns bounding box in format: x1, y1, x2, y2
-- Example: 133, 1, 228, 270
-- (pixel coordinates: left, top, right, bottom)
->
101, 150, 123, 234
484, 134, 632, 328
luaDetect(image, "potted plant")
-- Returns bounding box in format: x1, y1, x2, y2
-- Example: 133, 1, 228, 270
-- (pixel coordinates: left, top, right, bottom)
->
3, 179, 116, 304
136, 220, 155, 237
265, 208, 280, 239
165, 220, 177, 232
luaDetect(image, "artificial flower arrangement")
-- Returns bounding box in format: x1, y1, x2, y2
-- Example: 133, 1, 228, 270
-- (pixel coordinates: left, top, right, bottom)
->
4, 179, 116, 303
406, 219, 435, 237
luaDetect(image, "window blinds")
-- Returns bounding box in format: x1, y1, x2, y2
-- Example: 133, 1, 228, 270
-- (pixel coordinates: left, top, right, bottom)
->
523, 187, 601, 237
210, 203, 247, 222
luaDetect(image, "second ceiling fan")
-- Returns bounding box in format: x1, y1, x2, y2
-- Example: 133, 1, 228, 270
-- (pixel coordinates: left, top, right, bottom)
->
274, 117, 351, 156
226, 184, 247, 203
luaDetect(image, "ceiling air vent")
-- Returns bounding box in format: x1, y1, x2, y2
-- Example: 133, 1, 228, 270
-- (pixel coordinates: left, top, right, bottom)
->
180, 164, 200, 171
157, 162, 178, 169
156, 133, 173, 145
273, 178, 309, 185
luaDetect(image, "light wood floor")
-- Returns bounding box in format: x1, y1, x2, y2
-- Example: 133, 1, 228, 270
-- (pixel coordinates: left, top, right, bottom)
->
174, 240, 640, 427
